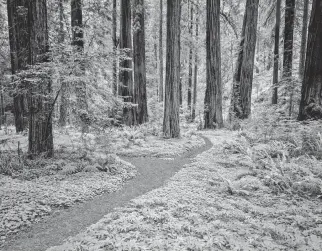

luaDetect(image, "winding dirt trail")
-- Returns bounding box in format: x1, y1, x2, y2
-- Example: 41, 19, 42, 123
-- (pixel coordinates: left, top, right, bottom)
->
2, 136, 212, 251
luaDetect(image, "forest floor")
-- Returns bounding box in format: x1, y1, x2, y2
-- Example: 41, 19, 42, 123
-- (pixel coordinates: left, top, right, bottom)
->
0, 125, 205, 249
43, 129, 321, 251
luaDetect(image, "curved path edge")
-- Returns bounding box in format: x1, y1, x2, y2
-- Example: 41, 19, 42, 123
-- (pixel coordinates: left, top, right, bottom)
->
3, 135, 213, 251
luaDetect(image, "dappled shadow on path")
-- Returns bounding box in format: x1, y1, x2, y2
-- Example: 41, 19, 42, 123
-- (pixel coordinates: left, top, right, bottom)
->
2, 136, 212, 251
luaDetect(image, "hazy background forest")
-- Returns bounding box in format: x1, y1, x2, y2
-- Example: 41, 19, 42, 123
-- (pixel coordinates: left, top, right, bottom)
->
0, 0, 322, 250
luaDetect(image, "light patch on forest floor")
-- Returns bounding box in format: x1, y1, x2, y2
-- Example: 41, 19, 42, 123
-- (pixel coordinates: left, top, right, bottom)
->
47, 130, 322, 251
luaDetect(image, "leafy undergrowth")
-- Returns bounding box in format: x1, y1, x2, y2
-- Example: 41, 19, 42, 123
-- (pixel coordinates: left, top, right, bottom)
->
47, 130, 322, 251
0, 154, 136, 245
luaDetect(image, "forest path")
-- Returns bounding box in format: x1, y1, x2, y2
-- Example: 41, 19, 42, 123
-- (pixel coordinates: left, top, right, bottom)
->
3, 136, 212, 251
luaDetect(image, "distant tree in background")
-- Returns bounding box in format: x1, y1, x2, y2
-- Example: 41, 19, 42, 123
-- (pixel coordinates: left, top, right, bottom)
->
204, 0, 223, 129
112, 0, 118, 96
158, 0, 164, 102
299, 0, 309, 80
71, 0, 89, 133
191, 0, 199, 121
133, 0, 148, 124
163, 0, 181, 138
58, 0, 68, 127
272, 0, 281, 105
298, 0, 322, 120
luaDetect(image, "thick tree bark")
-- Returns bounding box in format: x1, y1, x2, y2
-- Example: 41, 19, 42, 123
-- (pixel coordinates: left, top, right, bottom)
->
133, 0, 148, 124
187, 1, 193, 118
112, 0, 118, 96
7, 0, 29, 132
299, 0, 309, 79
119, 0, 136, 126
239, 0, 259, 119
27, 0, 54, 157
298, 0, 322, 121
272, 0, 281, 104
204, 0, 223, 129
163, 0, 181, 138
159, 0, 164, 102
192, 0, 199, 121
230, 0, 259, 120
71, 0, 88, 132
282, 0, 295, 79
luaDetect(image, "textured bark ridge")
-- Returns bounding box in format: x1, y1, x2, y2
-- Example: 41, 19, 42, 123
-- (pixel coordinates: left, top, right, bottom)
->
163, 0, 181, 138
133, 0, 148, 124
119, 0, 136, 126
204, 0, 223, 129
230, 0, 259, 120
298, 0, 322, 120
27, 0, 54, 157
158, 0, 164, 102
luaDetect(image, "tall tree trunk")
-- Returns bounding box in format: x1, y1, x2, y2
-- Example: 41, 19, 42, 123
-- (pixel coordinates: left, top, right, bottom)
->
272, 0, 281, 104
71, 0, 88, 132
299, 0, 309, 79
239, 0, 259, 119
27, 0, 54, 157
282, 0, 295, 78
58, 0, 69, 127
298, 0, 322, 121
112, 0, 118, 96
133, 0, 148, 124
192, 0, 199, 121
119, 0, 135, 126
187, 1, 193, 118
204, 0, 223, 129
230, 0, 259, 120
7, 0, 29, 133
159, 0, 164, 102
163, 0, 181, 138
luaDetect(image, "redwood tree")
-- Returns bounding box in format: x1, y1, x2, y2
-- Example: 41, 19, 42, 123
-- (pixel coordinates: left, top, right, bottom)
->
119, 0, 135, 126
272, 0, 281, 104
71, 0, 88, 132
204, 0, 223, 128
298, 0, 322, 120
230, 0, 259, 119
163, 0, 181, 138
7, 0, 29, 132
133, 0, 148, 124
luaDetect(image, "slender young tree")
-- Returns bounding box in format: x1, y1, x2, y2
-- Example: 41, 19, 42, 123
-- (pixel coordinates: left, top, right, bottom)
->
159, 0, 164, 102
163, 0, 181, 138
187, 1, 193, 118
204, 0, 223, 129
299, 0, 309, 79
7, 0, 29, 132
282, 0, 296, 79
59, 0, 69, 127
230, 0, 259, 120
272, 0, 281, 104
298, 0, 322, 120
191, 0, 199, 121
133, 0, 148, 124
112, 0, 118, 96
71, 0, 88, 132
